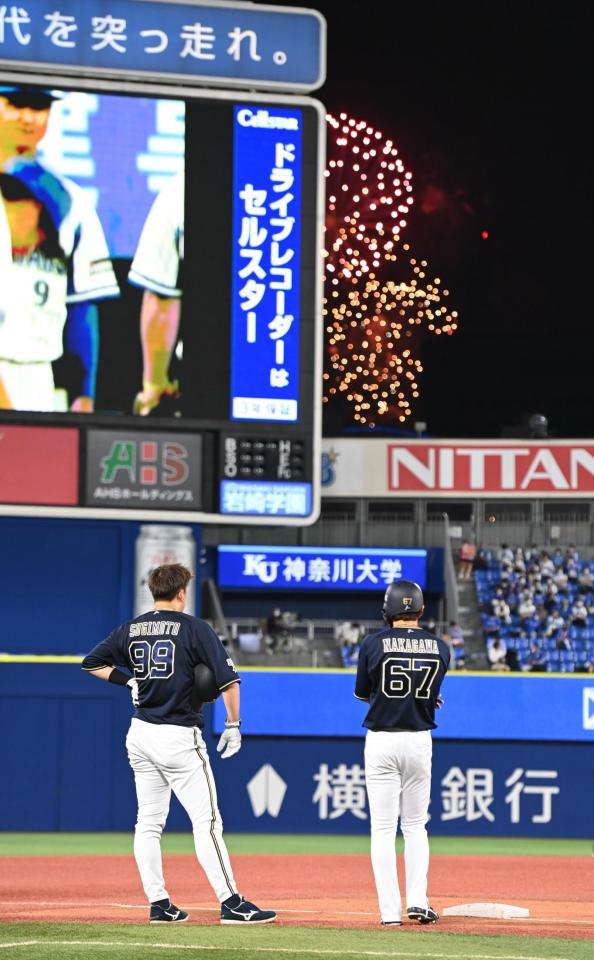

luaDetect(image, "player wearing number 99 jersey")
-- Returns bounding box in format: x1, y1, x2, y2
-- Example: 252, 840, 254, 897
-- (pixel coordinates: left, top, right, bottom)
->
81, 563, 276, 927
355, 580, 449, 928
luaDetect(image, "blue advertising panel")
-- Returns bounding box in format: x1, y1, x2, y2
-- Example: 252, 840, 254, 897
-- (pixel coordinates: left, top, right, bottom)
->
218, 545, 428, 590
0, 0, 325, 92
230, 105, 302, 423
213, 670, 594, 742
212, 736, 594, 837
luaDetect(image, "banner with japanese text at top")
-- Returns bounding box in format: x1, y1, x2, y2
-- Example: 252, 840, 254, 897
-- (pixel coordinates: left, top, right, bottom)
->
0, 0, 325, 91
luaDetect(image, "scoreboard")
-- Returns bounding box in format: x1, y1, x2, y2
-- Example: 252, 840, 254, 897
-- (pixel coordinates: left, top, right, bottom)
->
0, 2, 325, 524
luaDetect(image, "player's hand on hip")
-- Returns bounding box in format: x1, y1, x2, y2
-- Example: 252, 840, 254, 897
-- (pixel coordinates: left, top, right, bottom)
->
217, 721, 241, 759
127, 678, 140, 708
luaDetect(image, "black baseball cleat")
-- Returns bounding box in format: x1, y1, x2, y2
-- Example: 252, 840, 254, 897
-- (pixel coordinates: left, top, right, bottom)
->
220, 893, 276, 925
149, 900, 189, 923
407, 905, 439, 924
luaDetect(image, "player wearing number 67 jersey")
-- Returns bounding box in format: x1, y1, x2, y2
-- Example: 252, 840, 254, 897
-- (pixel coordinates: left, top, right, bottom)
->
355, 580, 450, 928
82, 563, 276, 926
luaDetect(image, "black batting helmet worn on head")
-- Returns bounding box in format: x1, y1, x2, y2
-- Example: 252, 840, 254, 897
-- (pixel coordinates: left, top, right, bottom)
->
382, 579, 424, 623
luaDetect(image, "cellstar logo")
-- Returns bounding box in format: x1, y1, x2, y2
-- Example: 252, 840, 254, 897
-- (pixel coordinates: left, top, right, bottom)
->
236, 108, 300, 130
101, 440, 189, 486
388, 443, 594, 494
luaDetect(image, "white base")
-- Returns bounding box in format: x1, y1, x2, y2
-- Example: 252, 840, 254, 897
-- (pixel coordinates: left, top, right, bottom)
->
443, 902, 530, 919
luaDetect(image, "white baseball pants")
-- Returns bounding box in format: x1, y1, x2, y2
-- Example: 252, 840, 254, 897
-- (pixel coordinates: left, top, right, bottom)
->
364, 729, 432, 923
0, 358, 55, 411
126, 718, 237, 904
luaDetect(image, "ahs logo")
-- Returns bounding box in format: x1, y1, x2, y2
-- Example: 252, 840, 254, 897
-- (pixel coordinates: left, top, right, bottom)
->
100, 440, 189, 486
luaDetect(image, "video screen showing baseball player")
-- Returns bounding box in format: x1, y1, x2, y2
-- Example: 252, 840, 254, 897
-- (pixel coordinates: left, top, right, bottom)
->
0, 84, 119, 412
355, 579, 450, 927
81, 563, 276, 926
0, 82, 186, 415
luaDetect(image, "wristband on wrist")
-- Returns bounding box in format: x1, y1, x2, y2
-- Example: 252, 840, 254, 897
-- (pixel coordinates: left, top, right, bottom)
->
108, 668, 133, 687
224, 719, 241, 728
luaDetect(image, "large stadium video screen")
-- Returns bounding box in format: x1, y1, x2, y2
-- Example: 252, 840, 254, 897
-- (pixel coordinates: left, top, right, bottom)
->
0, 82, 318, 425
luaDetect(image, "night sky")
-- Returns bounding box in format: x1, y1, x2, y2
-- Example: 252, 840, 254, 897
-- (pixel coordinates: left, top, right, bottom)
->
277, 1, 593, 438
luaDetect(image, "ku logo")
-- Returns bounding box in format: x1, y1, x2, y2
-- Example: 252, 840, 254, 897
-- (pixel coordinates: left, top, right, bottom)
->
247, 764, 287, 817
242, 553, 280, 583
583, 688, 594, 731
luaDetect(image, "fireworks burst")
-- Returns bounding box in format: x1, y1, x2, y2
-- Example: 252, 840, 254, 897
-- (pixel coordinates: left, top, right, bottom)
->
323, 113, 459, 427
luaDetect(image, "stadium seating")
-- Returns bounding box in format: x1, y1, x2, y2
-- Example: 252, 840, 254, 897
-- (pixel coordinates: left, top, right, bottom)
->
475, 547, 594, 673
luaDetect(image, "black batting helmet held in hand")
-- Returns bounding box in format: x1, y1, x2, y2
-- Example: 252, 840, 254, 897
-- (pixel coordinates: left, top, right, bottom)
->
190, 663, 220, 710
382, 579, 424, 623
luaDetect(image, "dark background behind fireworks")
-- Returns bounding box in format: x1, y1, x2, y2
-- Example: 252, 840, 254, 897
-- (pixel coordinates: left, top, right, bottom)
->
273, 0, 593, 438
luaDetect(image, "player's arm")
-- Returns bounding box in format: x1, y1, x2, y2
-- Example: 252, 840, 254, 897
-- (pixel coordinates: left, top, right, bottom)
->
63, 301, 99, 412
81, 634, 138, 702
196, 621, 242, 693
133, 291, 181, 415
354, 643, 371, 701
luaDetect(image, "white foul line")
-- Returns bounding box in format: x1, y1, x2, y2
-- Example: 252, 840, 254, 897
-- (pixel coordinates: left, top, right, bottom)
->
0, 941, 580, 960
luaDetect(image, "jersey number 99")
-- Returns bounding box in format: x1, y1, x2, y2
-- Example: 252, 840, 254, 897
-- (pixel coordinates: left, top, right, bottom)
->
129, 639, 175, 680
381, 657, 440, 699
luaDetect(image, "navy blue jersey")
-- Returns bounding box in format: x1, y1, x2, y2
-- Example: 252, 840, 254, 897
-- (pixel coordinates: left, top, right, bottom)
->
82, 610, 239, 727
354, 626, 449, 732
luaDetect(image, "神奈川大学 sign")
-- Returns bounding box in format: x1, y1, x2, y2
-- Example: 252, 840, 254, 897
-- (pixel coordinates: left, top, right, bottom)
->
322, 438, 594, 498
0, 0, 326, 92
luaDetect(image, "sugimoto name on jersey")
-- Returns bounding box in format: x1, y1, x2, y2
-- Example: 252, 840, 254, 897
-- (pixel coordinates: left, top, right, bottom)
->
382, 636, 439, 655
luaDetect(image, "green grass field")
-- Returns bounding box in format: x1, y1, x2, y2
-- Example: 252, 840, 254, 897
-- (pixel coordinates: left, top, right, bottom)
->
0, 922, 591, 960
0, 832, 590, 857
1, 835, 592, 960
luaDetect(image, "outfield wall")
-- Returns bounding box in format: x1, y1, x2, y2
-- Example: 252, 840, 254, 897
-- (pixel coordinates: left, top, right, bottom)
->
1, 663, 592, 837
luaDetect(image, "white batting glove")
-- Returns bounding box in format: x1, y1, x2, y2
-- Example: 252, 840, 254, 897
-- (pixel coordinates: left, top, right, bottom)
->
127, 678, 140, 708
217, 721, 242, 759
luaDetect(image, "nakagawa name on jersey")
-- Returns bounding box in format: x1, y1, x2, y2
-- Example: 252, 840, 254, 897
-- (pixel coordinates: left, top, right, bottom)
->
382, 636, 440, 655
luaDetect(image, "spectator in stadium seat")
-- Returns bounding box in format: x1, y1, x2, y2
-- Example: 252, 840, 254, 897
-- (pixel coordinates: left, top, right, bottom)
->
458, 539, 476, 579
498, 543, 514, 565
540, 553, 556, 579
566, 544, 580, 564
473, 548, 490, 570
518, 592, 536, 625
444, 621, 465, 669
487, 635, 511, 672
543, 580, 559, 610
526, 642, 547, 672
491, 588, 511, 623
578, 565, 594, 593
544, 608, 565, 637
555, 626, 572, 651
551, 547, 564, 568
571, 597, 588, 627
553, 567, 569, 593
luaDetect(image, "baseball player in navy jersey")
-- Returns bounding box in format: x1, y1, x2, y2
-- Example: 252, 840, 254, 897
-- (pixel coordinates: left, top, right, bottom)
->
0, 85, 119, 412
82, 563, 276, 925
355, 579, 449, 927
128, 172, 183, 416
